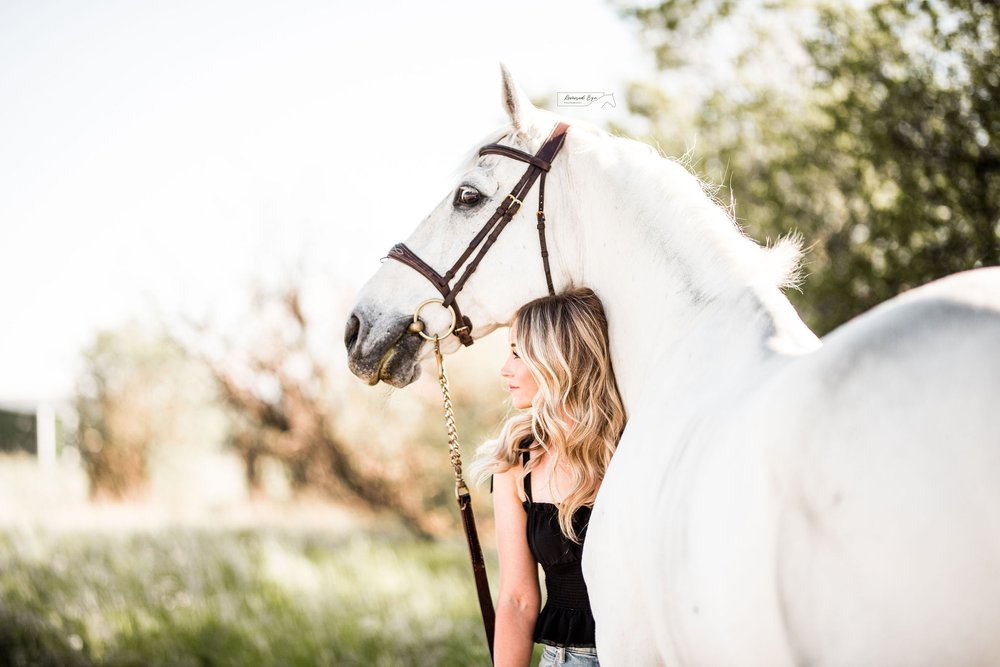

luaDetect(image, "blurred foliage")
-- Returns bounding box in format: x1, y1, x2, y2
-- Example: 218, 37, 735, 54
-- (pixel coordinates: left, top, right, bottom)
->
74, 324, 209, 501
0, 526, 505, 666
68, 268, 508, 535
612, 0, 999, 333
178, 283, 441, 538
170, 275, 509, 539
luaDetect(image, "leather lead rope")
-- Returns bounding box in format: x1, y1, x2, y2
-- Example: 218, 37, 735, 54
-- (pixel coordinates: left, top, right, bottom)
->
433, 336, 496, 663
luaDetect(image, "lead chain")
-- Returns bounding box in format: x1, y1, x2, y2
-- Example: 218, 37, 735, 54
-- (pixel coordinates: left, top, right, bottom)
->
434, 336, 470, 498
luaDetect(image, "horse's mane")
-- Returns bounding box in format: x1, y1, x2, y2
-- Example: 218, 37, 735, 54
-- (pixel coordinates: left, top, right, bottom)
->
604, 131, 804, 294
452, 118, 803, 295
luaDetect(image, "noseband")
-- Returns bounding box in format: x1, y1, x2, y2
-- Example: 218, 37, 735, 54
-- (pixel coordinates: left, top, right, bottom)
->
387, 122, 570, 346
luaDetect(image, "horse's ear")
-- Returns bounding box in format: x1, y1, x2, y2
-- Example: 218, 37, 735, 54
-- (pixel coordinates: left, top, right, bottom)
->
499, 62, 535, 131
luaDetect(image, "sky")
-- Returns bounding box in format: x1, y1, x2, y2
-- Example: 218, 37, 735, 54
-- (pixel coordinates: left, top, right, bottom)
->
0, 0, 657, 403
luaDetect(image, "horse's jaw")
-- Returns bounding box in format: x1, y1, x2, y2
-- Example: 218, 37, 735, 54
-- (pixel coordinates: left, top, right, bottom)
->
344, 306, 424, 387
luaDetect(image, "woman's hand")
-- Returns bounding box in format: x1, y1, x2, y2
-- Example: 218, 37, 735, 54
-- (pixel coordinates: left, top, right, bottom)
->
492, 467, 540, 667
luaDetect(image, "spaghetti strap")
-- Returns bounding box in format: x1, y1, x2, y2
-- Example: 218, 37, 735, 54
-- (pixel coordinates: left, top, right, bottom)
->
521, 449, 533, 504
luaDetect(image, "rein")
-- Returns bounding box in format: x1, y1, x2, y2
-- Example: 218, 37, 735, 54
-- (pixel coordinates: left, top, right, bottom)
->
388, 122, 572, 663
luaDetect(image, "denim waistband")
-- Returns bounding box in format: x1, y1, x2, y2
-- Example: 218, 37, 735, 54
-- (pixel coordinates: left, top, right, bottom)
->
562, 645, 598, 655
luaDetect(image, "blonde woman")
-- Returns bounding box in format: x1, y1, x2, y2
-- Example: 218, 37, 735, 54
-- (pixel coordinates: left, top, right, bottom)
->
473, 287, 627, 667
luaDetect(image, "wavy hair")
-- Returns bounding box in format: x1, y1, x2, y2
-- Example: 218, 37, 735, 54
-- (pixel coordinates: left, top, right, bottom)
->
471, 287, 627, 542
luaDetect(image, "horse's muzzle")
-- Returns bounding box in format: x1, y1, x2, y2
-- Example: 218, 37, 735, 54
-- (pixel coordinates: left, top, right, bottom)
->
344, 308, 423, 387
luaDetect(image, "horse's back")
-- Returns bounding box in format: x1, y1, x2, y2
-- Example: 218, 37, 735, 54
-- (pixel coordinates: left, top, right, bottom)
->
765, 267, 1000, 666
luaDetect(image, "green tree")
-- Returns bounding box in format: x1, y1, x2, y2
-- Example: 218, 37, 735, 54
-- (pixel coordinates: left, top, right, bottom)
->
614, 0, 999, 333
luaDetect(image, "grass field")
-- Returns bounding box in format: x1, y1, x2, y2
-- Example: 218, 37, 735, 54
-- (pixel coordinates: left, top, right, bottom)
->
0, 524, 510, 666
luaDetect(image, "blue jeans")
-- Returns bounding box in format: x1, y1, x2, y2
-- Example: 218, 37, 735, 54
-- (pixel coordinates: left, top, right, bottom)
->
538, 644, 600, 666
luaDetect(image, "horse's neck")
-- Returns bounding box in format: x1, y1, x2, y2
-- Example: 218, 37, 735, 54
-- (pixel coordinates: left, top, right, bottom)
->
598, 267, 794, 414
567, 148, 820, 415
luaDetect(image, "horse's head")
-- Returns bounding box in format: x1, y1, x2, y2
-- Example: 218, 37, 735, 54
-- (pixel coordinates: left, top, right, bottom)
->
344, 64, 576, 387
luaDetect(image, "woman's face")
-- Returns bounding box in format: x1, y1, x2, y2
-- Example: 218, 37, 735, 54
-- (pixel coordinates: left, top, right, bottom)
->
501, 324, 540, 410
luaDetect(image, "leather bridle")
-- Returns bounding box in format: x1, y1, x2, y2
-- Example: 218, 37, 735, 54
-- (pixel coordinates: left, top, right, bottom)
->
387, 121, 571, 346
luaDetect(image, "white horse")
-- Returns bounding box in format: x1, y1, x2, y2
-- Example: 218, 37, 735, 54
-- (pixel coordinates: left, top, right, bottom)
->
345, 65, 1000, 666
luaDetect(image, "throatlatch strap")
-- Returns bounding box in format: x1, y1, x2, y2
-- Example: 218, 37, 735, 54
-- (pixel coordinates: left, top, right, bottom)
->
536, 171, 555, 295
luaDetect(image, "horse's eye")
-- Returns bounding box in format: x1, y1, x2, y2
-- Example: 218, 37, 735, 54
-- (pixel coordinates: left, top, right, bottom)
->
454, 185, 482, 208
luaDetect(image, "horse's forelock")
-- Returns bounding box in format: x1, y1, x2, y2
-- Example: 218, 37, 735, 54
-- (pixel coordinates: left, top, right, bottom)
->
450, 113, 592, 179
450, 125, 517, 179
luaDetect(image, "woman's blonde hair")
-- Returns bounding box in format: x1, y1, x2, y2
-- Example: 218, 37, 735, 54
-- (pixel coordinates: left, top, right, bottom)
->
471, 287, 627, 542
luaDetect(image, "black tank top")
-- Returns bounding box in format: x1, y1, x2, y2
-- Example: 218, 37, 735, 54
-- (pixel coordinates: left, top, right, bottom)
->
521, 449, 597, 648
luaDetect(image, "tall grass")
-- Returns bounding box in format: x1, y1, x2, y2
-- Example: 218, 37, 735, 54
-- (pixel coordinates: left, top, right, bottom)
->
0, 526, 509, 666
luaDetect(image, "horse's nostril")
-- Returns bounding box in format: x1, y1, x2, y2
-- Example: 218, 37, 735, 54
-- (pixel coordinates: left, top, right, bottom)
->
344, 314, 360, 353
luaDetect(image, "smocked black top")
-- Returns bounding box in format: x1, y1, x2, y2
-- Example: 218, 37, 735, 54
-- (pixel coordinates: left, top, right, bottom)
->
520, 449, 596, 648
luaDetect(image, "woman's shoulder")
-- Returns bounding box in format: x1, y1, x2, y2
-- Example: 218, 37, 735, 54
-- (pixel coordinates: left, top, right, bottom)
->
491, 465, 529, 504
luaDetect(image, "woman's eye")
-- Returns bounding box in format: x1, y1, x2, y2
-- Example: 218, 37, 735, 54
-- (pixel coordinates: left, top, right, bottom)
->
453, 185, 482, 207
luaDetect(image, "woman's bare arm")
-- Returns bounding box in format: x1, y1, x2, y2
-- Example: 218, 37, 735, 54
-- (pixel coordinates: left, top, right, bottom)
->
492, 468, 540, 667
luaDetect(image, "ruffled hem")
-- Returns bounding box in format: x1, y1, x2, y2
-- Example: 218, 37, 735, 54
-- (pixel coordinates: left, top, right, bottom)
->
533, 605, 596, 647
